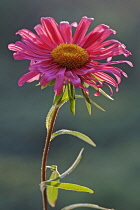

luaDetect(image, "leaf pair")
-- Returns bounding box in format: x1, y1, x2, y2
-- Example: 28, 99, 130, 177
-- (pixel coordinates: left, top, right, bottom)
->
40, 149, 94, 207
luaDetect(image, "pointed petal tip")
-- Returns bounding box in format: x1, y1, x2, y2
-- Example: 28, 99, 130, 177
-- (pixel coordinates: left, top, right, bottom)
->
82, 16, 94, 21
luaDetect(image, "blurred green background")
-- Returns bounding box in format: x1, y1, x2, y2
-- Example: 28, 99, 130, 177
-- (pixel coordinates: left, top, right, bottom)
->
1, 0, 140, 209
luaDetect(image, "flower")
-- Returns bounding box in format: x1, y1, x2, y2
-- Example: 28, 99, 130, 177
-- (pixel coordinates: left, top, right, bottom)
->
8, 16, 133, 96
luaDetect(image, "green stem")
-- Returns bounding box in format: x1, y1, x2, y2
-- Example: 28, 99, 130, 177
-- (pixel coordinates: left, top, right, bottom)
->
41, 104, 60, 210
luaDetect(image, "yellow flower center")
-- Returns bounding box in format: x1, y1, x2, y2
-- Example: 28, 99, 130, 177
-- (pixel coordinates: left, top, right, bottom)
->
51, 44, 89, 69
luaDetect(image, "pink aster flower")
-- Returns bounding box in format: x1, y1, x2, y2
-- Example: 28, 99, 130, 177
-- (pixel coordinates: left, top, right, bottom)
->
8, 16, 133, 96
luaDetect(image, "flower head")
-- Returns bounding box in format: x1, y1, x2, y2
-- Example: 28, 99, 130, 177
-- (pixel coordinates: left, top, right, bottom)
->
8, 16, 133, 96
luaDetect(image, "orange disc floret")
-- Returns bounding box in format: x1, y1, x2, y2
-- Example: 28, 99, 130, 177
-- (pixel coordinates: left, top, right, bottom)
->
51, 44, 89, 69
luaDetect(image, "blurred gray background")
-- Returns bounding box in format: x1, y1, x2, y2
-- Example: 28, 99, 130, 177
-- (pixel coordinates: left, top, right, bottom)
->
1, 0, 140, 209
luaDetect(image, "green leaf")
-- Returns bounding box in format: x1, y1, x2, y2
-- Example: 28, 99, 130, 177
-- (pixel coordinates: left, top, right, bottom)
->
85, 100, 92, 115
46, 97, 68, 130
68, 84, 75, 100
47, 167, 60, 207
75, 95, 105, 112
70, 83, 75, 99
70, 99, 76, 115
41, 79, 55, 89
93, 87, 114, 100
45, 182, 94, 194
99, 89, 114, 100
61, 203, 114, 210
47, 149, 84, 183
60, 148, 84, 179
90, 99, 105, 112
51, 129, 96, 147
46, 165, 58, 171
81, 89, 91, 104
46, 105, 56, 130
61, 85, 69, 102
67, 84, 76, 115
53, 92, 63, 105
81, 89, 92, 114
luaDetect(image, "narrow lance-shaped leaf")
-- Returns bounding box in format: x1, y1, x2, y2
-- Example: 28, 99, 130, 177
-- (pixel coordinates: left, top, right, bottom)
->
85, 100, 92, 115
70, 83, 75, 99
70, 99, 76, 115
60, 148, 84, 179
53, 85, 69, 105
61, 203, 114, 210
76, 95, 105, 112
46, 106, 54, 130
46, 92, 69, 130
45, 182, 94, 194
99, 88, 114, 100
81, 89, 92, 114
53, 92, 63, 105
93, 87, 114, 100
47, 149, 84, 183
68, 84, 76, 115
41, 79, 55, 89
51, 129, 96, 147
61, 85, 69, 102
90, 98, 105, 112
81, 89, 91, 104
47, 166, 60, 207
46, 105, 57, 130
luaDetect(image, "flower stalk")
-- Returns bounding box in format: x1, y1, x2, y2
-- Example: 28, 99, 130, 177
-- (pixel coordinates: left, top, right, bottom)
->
41, 104, 60, 210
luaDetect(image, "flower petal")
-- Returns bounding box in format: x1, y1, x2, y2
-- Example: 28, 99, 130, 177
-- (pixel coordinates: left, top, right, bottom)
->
59, 21, 72, 44
72, 16, 94, 45
54, 68, 66, 95
41, 17, 64, 45
18, 72, 40, 86
81, 24, 113, 48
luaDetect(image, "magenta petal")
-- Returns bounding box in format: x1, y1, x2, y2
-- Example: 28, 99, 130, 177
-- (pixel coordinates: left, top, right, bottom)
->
94, 90, 101, 96
94, 72, 118, 87
54, 68, 66, 95
105, 60, 133, 67
72, 16, 94, 45
8, 43, 22, 51
18, 72, 40, 86
74, 67, 94, 76
66, 71, 82, 88
27, 74, 41, 83
87, 39, 120, 51
81, 25, 115, 49
41, 17, 64, 45
59, 21, 72, 44
71, 22, 78, 27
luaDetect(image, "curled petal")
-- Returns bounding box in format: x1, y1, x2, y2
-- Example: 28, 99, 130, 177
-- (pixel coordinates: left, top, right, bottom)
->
94, 89, 101, 96
18, 72, 41, 86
